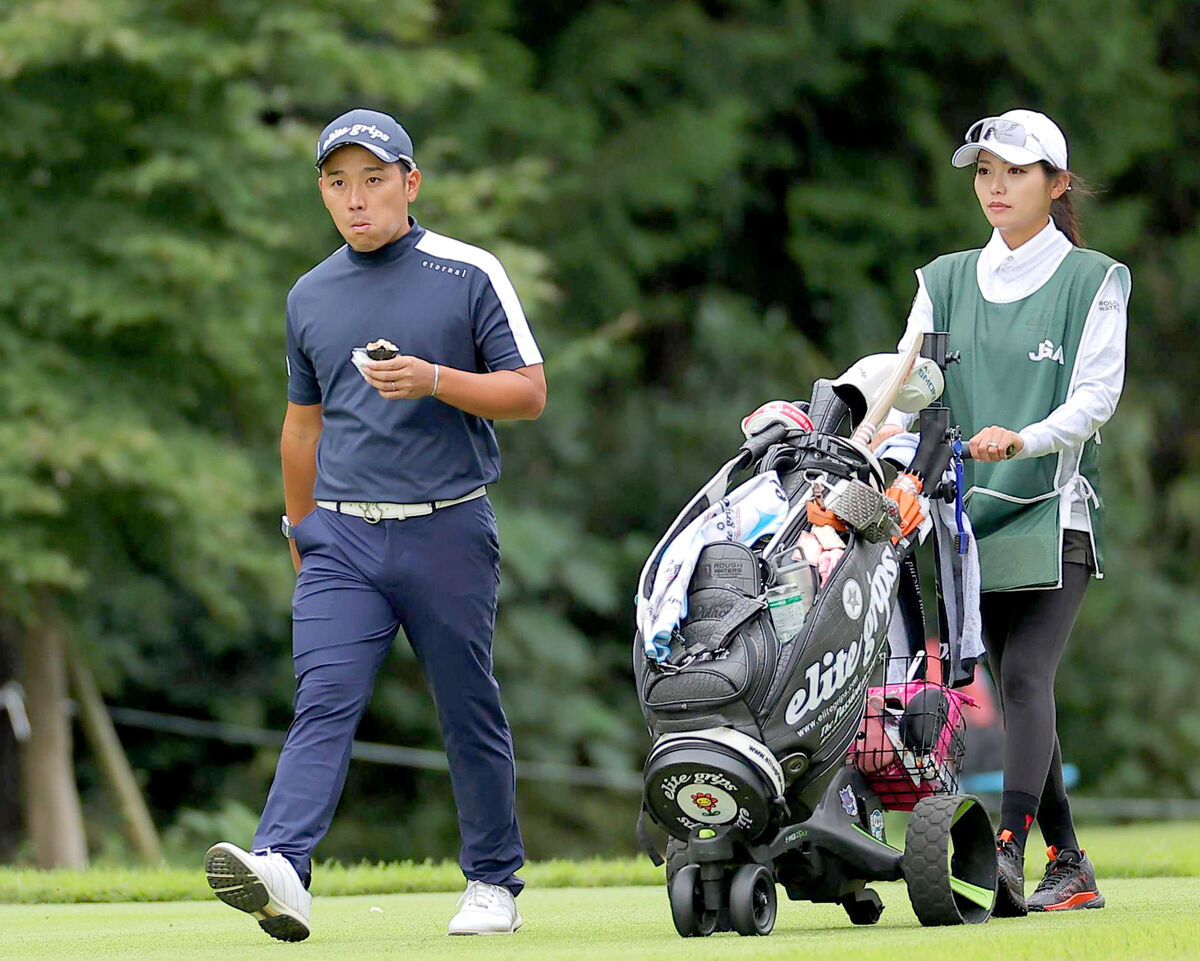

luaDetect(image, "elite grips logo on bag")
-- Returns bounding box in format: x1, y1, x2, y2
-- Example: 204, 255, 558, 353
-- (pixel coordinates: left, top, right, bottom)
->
785, 551, 898, 727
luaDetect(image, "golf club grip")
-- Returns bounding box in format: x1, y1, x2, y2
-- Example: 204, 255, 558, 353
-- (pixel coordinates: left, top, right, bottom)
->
737, 422, 790, 467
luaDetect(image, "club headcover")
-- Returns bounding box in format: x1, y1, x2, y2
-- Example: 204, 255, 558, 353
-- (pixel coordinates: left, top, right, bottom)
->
895, 357, 945, 413
832, 352, 945, 420
740, 400, 815, 438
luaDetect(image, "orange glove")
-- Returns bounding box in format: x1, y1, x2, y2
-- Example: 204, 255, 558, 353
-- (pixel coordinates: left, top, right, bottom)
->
885, 473, 925, 539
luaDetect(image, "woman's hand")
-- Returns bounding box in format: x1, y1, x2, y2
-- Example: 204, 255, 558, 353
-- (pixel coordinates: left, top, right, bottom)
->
969, 426, 1024, 462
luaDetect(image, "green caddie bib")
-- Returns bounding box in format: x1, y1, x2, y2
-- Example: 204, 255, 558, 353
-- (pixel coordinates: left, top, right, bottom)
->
920, 248, 1123, 591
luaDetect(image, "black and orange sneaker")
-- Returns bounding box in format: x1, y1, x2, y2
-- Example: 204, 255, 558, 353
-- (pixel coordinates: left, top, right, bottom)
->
1027, 847, 1105, 912
994, 830, 1028, 917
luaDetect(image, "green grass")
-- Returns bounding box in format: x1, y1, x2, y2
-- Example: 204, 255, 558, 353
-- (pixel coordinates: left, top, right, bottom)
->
0, 822, 1196, 960
0, 856, 661, 905
1, 879, 1197, 961
1, 819, 1197, 905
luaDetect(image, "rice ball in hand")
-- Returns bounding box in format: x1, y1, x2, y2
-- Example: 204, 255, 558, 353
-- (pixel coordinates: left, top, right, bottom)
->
365, 339, 399, 360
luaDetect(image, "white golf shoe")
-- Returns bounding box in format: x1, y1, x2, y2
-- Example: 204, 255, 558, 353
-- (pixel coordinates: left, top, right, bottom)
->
447, 880, 523, 935
204, 842, 312, 942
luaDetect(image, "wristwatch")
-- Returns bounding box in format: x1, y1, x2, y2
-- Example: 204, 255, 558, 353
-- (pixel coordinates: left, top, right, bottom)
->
281, 514, 295, 539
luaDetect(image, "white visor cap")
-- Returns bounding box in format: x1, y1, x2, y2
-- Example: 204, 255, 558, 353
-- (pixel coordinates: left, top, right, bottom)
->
951, 109, 1068, 171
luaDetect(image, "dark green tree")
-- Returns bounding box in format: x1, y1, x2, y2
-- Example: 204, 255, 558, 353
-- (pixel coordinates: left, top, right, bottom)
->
1, 0, 1197, 868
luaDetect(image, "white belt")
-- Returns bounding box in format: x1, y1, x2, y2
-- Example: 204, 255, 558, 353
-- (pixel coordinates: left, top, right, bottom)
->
317, 486, 486, 523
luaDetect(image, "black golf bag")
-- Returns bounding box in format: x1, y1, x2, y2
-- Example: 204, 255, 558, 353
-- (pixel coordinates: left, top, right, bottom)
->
634, 381, 900, 842
633, 335, 998, 936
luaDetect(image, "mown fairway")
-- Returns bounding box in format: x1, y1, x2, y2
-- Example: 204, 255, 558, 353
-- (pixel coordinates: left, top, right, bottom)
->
1, 879, 1197, 961
1, 823, 1197, 961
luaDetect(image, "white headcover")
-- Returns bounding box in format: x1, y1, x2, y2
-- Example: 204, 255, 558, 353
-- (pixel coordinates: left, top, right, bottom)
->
896, 357, 945, 413
831, 353, 944, 419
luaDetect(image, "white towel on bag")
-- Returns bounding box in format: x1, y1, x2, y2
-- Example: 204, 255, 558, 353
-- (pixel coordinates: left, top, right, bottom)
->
637, 471, 789, 660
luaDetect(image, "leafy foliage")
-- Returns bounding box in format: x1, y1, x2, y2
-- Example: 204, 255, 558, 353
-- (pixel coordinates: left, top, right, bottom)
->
0, 0, 1196, 864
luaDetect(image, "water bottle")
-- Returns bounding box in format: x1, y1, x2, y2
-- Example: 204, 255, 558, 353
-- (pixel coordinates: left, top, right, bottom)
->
767, 557, 817, 644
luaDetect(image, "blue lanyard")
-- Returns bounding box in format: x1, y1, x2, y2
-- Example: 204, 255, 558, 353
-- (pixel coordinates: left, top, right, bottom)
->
952, 437, 968, 555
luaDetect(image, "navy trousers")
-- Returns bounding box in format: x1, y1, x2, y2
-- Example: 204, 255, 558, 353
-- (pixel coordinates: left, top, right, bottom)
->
252, 497, 525, 894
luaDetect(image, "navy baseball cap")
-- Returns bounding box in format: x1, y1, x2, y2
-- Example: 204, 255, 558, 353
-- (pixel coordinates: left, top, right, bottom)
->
315, 109, 416, 170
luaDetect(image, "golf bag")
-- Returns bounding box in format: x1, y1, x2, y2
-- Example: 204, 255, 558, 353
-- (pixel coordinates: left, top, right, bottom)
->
634, 380, 904, 844
633, 335, 999, 938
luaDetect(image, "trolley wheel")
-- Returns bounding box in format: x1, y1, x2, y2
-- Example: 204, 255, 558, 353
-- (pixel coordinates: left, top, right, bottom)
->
903, 794, 997, 926
728, 863, 777, 936
841, 887, 884, 925
668, 864, 718, 937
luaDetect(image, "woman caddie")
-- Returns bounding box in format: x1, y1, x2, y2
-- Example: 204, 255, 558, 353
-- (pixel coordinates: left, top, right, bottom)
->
875, 109, 1128, 916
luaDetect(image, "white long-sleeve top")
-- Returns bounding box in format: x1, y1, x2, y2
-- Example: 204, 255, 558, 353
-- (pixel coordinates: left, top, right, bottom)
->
888, 219, 1130, 531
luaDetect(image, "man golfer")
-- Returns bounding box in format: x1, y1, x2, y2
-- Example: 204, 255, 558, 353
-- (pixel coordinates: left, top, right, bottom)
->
205, 108, 545, 940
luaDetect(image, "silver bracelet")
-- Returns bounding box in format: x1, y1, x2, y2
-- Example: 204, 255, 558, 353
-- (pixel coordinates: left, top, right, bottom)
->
430, 363, 440, 397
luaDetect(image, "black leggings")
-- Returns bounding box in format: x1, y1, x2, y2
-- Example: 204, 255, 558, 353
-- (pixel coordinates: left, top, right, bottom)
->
980, 553, 1091, 842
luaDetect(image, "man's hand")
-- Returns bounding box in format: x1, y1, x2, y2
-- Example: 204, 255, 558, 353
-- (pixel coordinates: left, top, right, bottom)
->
355, 353, 545, 420
362, 355, 437, 400
969, 425, 1023, 462
281, 401, 323, 576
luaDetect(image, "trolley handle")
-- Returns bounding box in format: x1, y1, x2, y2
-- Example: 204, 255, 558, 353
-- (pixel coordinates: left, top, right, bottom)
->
957, 444, 1017, 461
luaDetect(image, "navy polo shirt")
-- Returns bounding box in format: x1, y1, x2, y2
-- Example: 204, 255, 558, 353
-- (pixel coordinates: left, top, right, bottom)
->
285, 219, 543, 502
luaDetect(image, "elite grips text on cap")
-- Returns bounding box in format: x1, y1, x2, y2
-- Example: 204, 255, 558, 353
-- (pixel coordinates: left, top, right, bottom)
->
315, 109, 416, 170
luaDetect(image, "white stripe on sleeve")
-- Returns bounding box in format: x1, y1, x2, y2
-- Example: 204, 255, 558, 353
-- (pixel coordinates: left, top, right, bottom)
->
416, 230, 543, 365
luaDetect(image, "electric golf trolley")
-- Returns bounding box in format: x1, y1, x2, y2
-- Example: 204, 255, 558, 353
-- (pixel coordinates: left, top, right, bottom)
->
633, 333, 998, 937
